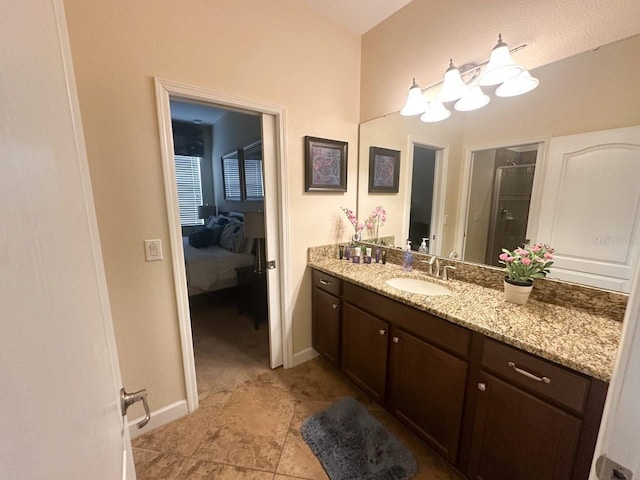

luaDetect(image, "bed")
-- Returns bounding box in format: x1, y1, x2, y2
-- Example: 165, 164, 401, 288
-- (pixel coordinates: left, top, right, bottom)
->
182, 214, 255, 296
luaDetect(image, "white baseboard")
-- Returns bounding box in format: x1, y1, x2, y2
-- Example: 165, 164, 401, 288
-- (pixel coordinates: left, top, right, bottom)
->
128, 399, 188, 439
292, 347, 319, 367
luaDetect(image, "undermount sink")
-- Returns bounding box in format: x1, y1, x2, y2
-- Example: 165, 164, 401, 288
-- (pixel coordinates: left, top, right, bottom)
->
385, 277, 452, 296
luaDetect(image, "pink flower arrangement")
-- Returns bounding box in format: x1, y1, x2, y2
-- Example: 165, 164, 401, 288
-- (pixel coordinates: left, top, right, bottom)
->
499, 243, 554, 283
341, 207, 364, 238
364, 205, 386, 243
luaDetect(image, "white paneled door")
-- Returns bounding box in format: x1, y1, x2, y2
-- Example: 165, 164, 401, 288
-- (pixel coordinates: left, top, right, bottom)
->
535, 126, 640, 292
1, 0, 132, 479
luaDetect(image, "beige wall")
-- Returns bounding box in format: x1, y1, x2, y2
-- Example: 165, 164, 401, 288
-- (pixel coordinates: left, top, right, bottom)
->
464, 149, 496, 264
211, 111, 262, 213
361, 0, 640, 121
64, 0, 360, 411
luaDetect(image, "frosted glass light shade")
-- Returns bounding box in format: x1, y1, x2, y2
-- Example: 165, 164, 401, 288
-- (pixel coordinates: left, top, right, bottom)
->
438, 60, 469, 103
400, 78, 427, 116
454, 86, 490, 111
496, 70, 539, 97
479, 35, 523, 86
420, 101, 451, 122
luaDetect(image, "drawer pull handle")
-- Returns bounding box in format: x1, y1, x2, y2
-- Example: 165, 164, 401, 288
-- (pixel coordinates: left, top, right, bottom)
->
319, 279, 331, 286
478, 382, 486, 391
379, 329, 386, 335
332, 303, 338, 309
392, 336, 400, 343
508, 361, 551, 384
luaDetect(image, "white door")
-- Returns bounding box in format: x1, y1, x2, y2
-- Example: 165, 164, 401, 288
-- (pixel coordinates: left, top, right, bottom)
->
0, 0, 133, 479
590, 259, 640, 479
262, 114, 284, 368
535, 126, 640, 292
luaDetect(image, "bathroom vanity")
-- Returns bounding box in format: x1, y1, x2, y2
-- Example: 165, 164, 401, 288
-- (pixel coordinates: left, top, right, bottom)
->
309, 257, 620, 480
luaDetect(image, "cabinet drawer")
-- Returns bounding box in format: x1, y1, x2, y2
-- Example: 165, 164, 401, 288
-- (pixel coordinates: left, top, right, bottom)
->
312, 269, 341, 296
482, 339, 590, 414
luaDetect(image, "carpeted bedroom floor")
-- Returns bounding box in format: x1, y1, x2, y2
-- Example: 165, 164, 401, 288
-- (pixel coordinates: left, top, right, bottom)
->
132, 294, 463, 480
189, 292, 271, 396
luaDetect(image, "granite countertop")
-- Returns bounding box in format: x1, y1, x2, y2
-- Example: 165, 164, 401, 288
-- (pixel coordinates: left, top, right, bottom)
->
309, 257, 622, 381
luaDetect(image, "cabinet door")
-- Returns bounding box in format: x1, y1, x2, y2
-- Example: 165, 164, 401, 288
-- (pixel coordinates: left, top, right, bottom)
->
341, 303, 389, 402
469, 372, 582, 480
389, 329, 468, 463
311, 287, 341, 366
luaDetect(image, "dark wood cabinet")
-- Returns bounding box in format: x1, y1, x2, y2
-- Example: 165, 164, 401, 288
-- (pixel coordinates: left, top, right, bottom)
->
389, 327, 468, 463
468, 372, 582, 480
341, 302, 389, 402
311, 271, 342, 366
309, 269, 607, 480
467, 339, 606, 480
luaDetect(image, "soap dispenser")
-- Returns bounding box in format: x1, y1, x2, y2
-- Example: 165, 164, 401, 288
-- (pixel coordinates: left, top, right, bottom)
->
418, 237, 429, 254
402, 240, 414, 272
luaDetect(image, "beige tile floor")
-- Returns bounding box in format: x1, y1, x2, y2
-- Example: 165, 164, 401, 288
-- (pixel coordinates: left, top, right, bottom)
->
133, 297, 463, 480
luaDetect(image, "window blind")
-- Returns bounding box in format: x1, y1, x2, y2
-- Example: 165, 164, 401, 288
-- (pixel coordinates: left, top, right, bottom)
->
222, 154, 242, 200
222, 141, 264, 201
244, 158, 264, 199
174, 155, 203, 225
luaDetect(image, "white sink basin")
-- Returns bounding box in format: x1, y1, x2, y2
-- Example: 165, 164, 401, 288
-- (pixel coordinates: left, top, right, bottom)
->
385, 277, 451, 296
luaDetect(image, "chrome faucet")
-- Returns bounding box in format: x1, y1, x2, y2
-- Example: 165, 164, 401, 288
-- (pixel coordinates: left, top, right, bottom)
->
427, 255, 440, 277
442, 265, 457, 281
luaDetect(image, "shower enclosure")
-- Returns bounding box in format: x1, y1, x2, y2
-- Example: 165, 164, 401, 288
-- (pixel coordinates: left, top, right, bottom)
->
485, 164, 535, 266
462, 143, 540, 266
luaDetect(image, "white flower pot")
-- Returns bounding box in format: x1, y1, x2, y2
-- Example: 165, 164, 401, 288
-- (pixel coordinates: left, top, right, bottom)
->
503, 278, 533, 304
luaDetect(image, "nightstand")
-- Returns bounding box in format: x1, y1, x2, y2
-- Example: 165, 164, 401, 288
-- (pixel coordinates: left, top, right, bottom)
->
235, 265, 267, 330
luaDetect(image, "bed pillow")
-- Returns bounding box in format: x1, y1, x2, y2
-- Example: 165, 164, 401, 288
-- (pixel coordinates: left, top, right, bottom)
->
206, 215, 231, 229
209, 224, 224, 246
226, 211, 244, 222
220, 223, 245, 253
188, 227, 213, 249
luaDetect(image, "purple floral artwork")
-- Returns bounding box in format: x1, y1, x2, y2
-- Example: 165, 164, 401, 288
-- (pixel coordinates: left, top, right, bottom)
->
373, 155, 396, 187
311, 146, 342, 186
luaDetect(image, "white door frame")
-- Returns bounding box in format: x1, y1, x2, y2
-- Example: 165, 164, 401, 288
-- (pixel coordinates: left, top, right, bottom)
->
154, 78, 292, 412
404, 136, 448, 256
454, 136, 549, 258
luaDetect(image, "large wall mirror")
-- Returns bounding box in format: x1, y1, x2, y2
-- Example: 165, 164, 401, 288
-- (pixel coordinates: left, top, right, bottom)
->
357, 34, 640, 293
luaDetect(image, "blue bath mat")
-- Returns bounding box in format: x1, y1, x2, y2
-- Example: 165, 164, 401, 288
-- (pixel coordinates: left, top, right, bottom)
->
301, 397, 417, 480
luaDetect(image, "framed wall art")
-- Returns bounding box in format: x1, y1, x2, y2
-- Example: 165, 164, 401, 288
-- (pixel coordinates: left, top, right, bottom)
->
369, 146, 400, 193
304, 136, 348, 192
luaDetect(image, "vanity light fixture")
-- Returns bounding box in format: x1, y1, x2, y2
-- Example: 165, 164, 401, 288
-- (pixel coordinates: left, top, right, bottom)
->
454, 85, 491, 112
495, 70, 540, 97
400, 34, 538, 122
438, 60, 469, 103
478, 34, 523, 86
420, 101, 451, 122
400, 78, 428, 116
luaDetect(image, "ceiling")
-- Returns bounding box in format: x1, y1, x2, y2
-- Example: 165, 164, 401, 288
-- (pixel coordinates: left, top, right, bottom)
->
170, 100, 228, 126
300, 0, 412, 34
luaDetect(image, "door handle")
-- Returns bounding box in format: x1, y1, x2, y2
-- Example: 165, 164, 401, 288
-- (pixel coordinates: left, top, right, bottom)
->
120, 387, 151, 429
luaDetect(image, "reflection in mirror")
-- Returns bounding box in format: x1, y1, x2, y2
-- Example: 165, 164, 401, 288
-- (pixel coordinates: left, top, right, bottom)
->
357, 34, 640, 292
409, 146, 436, 251
463, 143, 540, 266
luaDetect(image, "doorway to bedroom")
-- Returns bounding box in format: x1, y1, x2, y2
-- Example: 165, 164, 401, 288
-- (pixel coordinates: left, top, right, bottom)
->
170, 99, 270, 396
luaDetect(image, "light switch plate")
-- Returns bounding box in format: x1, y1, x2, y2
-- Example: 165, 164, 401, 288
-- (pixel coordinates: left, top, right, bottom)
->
144, 239, 163, 261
